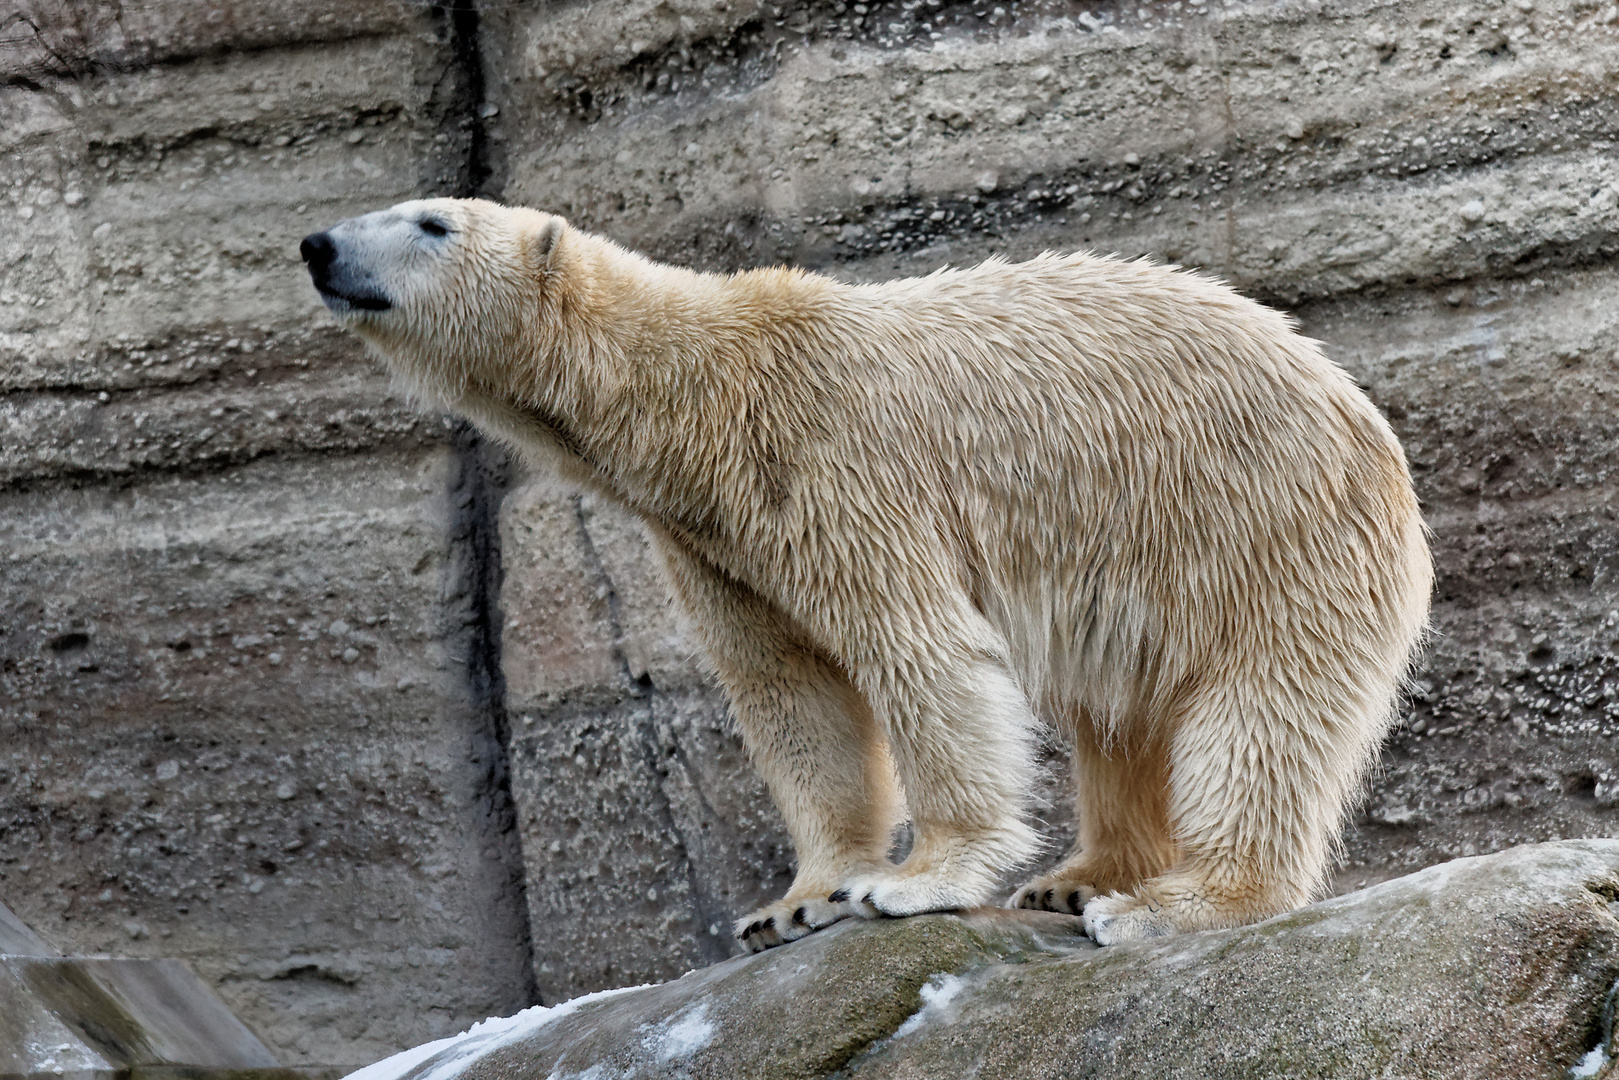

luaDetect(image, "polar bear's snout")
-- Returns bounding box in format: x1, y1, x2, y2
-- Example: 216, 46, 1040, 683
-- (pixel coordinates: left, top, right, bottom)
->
298, 231, 340, 293
301, 199, 480, 324
299, 231, 336, 275
300, 225, 393, 315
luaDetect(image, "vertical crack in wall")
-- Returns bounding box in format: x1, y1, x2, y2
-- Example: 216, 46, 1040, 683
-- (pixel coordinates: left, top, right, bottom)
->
442, 0, 541, 1007
447, 0, 492, 200
570, 495, 736, 966
447, 423, 539, 1007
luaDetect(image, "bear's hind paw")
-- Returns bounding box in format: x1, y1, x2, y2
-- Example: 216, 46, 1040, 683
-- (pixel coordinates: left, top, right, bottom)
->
838, 868, 992, 918
1008, 875, 1099, 915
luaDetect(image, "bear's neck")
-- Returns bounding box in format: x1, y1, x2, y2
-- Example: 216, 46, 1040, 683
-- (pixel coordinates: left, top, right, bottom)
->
512, 235, 847, 554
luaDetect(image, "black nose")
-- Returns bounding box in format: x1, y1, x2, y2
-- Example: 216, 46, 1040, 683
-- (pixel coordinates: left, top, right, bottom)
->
300, 231, 335, 271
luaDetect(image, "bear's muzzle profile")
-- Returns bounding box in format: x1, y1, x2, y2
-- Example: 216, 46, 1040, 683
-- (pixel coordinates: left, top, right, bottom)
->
300, 228, 392, 314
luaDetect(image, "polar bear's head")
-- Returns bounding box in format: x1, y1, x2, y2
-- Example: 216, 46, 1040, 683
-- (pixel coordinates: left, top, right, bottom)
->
300, 197, 567, 400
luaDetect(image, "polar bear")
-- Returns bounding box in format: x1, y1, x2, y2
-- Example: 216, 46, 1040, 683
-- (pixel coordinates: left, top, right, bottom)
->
301, 198, 1431, 948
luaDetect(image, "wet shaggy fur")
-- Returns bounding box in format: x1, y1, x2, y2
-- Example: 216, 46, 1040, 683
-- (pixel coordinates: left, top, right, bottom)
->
302, 197, 1432, 949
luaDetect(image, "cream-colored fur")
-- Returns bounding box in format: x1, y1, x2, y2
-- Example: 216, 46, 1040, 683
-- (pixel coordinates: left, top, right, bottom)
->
304, 197, 1432, 950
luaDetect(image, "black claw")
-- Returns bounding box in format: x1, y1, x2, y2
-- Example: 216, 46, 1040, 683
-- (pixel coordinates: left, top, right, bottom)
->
1067, 891, 1082, 912
792, 906, 809, 926
862, 892, 877, 906
743, 920, 763, 938
828, 889, 850, 903
763, 917, 776, 934
1042, 889, 1055, 908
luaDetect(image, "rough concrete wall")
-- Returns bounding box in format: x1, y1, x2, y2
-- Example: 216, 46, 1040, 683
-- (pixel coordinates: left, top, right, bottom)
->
478, 0, 1619, 992
497, 488, 790, 1001
0, 0, 534, 1068
8, 0, 1619, 1061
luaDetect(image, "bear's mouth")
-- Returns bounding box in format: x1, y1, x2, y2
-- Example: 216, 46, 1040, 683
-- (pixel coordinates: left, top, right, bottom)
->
315, 284, 392, 313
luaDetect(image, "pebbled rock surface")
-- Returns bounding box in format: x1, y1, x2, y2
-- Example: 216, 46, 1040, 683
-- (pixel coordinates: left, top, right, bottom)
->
0, 0, 533, 1068
355, 840, 1619, 1080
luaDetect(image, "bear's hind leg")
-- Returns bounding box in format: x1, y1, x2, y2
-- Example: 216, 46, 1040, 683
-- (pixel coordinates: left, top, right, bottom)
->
1081, 677, 1386, 944
1011, 723, 1176, 915
654, 534, 901, 952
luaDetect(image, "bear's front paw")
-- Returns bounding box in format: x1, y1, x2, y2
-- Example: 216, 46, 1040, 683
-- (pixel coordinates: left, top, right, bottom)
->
836, 867, 990, 918
1081, 891, 1177, 945
1008, 874, 1099, 915
732, 894, 854, 953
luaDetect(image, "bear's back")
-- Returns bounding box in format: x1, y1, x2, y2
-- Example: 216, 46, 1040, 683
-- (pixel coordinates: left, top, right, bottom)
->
811, 253, 1423, 696
830, 252, 1401, 524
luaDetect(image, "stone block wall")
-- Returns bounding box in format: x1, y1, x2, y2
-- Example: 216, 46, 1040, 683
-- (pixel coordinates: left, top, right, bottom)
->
5, 0, 1619, 1067
0, 0, 533, 1068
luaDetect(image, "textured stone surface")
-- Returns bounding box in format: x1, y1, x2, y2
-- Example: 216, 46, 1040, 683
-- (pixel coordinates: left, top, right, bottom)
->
1304, 269, 1619, 891
0, 449, 533, 1066
1, 898, 290, 1080
0, 0, 539, 1070
349, 841, 1619, 1080
3, 3, 472, 393
0, 956, 287, 1078
499, 486, 790, 1002
480, 0, 1619, 293
0, 900, 58, 957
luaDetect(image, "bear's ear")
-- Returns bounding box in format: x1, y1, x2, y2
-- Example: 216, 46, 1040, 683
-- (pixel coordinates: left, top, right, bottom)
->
527, 216, 567, 273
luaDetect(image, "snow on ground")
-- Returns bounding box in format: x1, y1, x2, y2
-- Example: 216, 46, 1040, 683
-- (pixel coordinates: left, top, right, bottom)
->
893, 973, 967, 1038
344, 984, 651, 1080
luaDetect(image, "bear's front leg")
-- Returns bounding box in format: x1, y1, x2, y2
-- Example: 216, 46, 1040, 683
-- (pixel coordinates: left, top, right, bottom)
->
652, 532, 902, 952
833, 638, 1042, 919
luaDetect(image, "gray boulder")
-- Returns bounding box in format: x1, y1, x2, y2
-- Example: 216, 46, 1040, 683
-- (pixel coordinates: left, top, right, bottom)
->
349, 840, 1619, 1080
0, 900, 293, 1080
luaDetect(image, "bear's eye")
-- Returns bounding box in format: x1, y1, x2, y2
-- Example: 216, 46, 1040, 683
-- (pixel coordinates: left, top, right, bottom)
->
418, 218, 449, 237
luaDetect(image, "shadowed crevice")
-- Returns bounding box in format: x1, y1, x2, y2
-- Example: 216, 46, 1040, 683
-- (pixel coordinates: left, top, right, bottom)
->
445, 0, 493, 201
446, 421, 540, 1008
441, 0, 538, 1008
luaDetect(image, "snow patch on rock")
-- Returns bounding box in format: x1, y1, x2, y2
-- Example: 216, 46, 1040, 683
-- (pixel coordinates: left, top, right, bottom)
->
894, 973, 967, 1037
646, 1003, 715, 1064
343, 984, 649, 1080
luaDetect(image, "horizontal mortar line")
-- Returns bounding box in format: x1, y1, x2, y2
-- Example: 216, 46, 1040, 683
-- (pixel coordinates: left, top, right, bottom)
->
0, 371, 392, 400
1423, 487, 1619, 528
0, 23, 430, 88
0, 435, 444, 498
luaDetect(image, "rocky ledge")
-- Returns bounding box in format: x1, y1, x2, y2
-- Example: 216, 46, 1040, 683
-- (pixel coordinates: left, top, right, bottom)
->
0, 901, 296, 1080
351, 840, 1619, 1080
